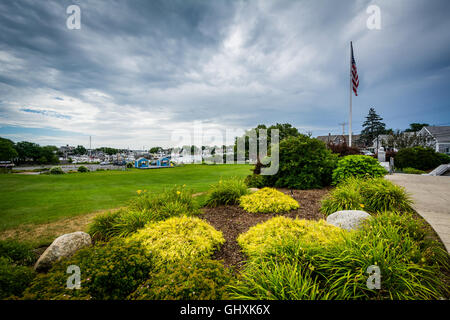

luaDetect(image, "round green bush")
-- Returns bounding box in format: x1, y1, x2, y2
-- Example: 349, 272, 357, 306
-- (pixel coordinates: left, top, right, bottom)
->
331, 155, 386, 185
22, 239, 154, 300
49, 166, 64, 175
129, 258, 232, 300
262, 135, 338, 189
77, 166, 89, 173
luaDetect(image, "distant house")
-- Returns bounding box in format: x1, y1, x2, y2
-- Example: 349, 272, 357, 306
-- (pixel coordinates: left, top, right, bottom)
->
315, 134, 364, 147
418, 126, 450, 154
135, 156, 171, 169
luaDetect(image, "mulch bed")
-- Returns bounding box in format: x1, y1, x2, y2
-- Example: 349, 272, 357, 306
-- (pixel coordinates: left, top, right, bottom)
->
199, 188, 331, 271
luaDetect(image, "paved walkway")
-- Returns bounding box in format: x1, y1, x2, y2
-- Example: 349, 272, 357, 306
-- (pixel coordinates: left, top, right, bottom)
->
386, 174, 450, 253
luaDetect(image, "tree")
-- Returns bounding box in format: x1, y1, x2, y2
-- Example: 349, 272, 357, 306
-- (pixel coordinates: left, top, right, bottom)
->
359, 108, 386, 148
234, 123, 301, 161
15, 141, 41, 163
149, 147, 162, 153
0, 138, 18, 161
97, 147, 119, 155
40, 146, 59, 164
74, 145, 87, 155
404, 123, 429, 132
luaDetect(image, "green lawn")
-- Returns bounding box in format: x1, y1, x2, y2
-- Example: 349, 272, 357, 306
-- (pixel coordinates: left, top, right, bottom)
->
0, 164, 251, 230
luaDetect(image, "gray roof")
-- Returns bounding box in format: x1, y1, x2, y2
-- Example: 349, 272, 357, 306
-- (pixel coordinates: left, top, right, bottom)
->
316, 134, 362, 144
424, 126, 450, 143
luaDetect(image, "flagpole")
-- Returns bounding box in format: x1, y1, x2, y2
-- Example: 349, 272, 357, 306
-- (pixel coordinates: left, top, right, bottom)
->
349, 41, 352, 147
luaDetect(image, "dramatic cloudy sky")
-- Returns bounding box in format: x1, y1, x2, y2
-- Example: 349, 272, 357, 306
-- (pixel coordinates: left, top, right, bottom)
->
0, 0, 449, 149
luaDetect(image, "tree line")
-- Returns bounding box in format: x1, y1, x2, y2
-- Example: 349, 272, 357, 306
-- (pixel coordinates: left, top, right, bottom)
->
0, 138, 59, 164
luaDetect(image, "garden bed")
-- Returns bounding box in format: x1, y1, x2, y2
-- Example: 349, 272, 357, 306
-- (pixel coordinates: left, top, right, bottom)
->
200, 188, 330, 269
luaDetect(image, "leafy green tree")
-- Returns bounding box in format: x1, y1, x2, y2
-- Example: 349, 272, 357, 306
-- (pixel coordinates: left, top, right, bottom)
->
74, 145, 87, 155
359, 108, 386, 148
0, 138, 18, 161
97, 147, 119, 155
40, 146, 59, 164
15, 141, 41, 163
234, 123, 301, 161
404, 123, 429, 132
149, 147, 162, 153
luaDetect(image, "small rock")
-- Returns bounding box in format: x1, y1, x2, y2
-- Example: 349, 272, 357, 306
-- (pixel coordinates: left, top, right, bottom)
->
34, 231, 91, 272
326, 210, 371, 231
249, 188, 259, 193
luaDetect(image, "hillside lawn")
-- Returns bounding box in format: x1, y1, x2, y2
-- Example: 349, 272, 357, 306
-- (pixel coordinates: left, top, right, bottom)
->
0, 164, 251, 232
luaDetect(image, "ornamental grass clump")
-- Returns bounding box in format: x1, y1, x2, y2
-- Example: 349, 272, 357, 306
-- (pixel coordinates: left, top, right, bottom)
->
88, 186, 199, 240
320, 178, 363, 215
359, 178, 413, 213
239, 188, 299, 213
205, 177, 249, 207
321, 177, 413, 215
129, 216, 224, 263
237, 216, 344, 259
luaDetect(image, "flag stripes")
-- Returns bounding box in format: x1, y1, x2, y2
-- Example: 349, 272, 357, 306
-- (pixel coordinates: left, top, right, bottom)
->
350, 42, 359, 96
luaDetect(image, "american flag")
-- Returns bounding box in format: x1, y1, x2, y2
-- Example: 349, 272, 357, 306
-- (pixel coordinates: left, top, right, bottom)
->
351, 41, 359, 96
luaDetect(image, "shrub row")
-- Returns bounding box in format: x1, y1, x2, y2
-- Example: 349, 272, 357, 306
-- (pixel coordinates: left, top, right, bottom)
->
396, 146, 450, 171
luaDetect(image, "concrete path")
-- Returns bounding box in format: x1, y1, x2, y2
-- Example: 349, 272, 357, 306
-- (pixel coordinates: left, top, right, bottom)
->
386, 174, 450, 253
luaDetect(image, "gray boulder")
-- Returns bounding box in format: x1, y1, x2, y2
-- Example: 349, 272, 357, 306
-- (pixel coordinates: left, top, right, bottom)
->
326, 210, 371, 231
34, 231, 92, 272
249, 188, 259, 193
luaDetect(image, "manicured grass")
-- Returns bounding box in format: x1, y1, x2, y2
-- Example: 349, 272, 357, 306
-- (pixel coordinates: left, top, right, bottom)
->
0, 164, 251, 231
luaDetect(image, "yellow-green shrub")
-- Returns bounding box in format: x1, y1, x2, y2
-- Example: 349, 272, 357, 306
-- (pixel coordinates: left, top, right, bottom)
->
129, 216, 224, 263
129, 258, 232, 300
239, 188, 299, 213
237, 216, 344, 258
